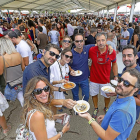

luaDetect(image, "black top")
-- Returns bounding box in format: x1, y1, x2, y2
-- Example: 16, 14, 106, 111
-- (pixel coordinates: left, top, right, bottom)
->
85, 35, 96, 45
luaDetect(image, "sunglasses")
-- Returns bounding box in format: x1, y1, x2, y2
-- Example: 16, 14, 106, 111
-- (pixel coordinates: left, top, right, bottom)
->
65, 54, 73, 59
118, 78, 135, 88
33, 86, 50, 95
49, 51, 60, 59
75, 40, 83, 43
63, 40, 71, 43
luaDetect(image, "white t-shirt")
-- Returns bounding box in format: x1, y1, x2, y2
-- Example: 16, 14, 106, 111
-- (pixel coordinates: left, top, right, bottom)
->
50, 61, 69, 107
16, 40, 33, 64
120, 30, 130, 46
42, 25, 47, 35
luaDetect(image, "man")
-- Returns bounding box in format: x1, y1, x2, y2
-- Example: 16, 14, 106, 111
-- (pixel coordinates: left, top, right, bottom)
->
65, 19, 74, 40
97, 27, 102, 33
89, 32, 118, 119
23, 44, 76, 108
37, 26, 48, 54
86, 27, 97, 45
107, 32, 116, 51
38, 18, 47, 35
127, 23, 134, 45
48, 24, 60, 47
8, 29, 33, 66
79, 68, 140, 140
120, 23, 129, 51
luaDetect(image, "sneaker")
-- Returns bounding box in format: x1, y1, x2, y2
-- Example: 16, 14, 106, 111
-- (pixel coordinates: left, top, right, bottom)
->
104, 107, 108, 114
92, 108, 99, 119
56, 119, 62, 124
58, 109, 63, 112
3, 125, 11, 136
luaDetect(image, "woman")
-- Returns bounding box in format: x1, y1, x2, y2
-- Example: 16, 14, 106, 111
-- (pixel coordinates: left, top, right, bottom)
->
114, 25, 121, 50
0, 37, 25, 106
50, 48, 73, 114
103, 25, 109, 33
61, 35, 72, 50
28, 20, 36, 43
133, 26, 140, 51
23, 76, 70, 140
0, 91, 11, 136
57, 22, 65, 48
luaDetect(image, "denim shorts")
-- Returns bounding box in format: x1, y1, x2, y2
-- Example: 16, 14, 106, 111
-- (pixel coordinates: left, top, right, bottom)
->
4, 84, 22, 101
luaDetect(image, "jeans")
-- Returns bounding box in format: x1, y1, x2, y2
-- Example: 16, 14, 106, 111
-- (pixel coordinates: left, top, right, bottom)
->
71, 78, 89, 101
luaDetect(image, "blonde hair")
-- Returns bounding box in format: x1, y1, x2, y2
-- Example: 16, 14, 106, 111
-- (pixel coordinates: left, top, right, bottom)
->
22, 76, 54, 124
0, 37, 17, 55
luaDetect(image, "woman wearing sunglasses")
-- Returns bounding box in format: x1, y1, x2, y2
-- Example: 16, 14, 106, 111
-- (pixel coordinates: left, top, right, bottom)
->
22, 76, 70, 140
50, 48, 73, 114
61, 35, 72, 50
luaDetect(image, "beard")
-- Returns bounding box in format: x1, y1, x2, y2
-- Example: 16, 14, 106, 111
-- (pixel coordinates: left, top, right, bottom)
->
115, 85, 134, 97
123, 60, 134, 67
43, 56, 55, 66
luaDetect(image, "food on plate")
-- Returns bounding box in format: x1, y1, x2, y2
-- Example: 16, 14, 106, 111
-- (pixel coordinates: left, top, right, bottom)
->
77, 70, 80, 74
63, 82, 75, 89
75, 103, 87, 112
103, 87, 113, 92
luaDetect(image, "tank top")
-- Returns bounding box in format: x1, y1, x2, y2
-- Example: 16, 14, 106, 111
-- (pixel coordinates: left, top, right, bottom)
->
29, 111, 57, 139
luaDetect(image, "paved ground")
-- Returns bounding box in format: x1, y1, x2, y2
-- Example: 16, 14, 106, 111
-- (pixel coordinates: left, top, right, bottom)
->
0, 89, 139, 140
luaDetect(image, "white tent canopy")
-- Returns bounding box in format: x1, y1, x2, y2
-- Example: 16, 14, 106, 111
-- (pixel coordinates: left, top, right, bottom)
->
0, 0, 140, 12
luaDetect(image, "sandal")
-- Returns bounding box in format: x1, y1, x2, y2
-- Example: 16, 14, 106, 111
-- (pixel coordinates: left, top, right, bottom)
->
136, 120, 140, 124
3, 125, 11, 136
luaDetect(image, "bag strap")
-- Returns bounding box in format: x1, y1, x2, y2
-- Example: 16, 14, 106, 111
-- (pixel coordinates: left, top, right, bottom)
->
2, 56, 6, 83
25, 109, 37, 126
57, 60, 63, 79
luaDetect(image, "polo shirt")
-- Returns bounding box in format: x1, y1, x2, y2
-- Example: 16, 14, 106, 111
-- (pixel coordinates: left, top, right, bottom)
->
69, 44, 95, 82
86, 35, 96, 45
98, 96, 136, 140
23, 59, 50, 93
89, 46, 116, 84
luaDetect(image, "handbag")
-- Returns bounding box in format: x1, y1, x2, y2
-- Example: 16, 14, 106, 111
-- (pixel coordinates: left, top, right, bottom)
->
16, 109, 36, 140
3, 56, 23, 88
33, 44, 38, 54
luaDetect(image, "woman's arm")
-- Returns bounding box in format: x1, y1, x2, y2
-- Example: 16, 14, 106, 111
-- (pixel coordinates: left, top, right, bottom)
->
30, 111, 69, 140
134, 34, 138, 47
21, 57, 25, 71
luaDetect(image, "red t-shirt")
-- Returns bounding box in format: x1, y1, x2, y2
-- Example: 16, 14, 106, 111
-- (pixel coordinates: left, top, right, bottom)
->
89, 46, 116, 84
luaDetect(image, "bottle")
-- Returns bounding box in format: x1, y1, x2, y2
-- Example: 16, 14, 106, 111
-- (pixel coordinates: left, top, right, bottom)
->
65, 73, 69, 81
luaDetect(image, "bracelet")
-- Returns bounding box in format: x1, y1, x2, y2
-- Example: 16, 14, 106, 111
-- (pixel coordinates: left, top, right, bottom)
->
59, 131, 63, 138
114, 75, 118, 77
58, 87, 61, 92
88, 118, 95, 125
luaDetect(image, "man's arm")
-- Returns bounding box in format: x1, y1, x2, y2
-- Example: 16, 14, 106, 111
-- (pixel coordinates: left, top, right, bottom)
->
112, 62, 118, 80
120, 36, 129, 40
23, 57, 29, 66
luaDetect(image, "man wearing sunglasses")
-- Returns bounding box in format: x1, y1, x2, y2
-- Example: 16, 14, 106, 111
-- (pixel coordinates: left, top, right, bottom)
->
79, 68, 140, 140
23, 44, 77, 109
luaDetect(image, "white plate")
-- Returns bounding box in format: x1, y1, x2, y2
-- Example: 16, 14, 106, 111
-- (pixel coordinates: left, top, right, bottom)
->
101, 86, 115, 93
74, 70, 82, 76
73, 100, 90, 114
111, 80, 118, 86
61, 82, 76, 90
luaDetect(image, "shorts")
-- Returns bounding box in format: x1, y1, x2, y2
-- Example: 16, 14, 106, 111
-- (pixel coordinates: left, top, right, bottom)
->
89, 81, 111, 98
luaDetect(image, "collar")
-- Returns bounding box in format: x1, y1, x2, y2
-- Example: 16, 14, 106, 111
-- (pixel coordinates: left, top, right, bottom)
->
96, 45, 108, 54
124, 64, 140, 71
38, 59, 48, 70
116, 95, 133, 104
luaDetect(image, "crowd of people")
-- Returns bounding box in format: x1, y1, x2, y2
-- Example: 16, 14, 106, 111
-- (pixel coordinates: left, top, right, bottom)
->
0, 14, 140, 140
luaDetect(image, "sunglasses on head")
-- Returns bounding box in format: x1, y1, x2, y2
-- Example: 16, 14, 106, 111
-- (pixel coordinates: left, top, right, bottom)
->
63, 40, 71, 43
118, 77, 135, 88
75, 40, 83, 43
65, 54, 73, 59
49, 51, 60, 59
33, 86, 50, 95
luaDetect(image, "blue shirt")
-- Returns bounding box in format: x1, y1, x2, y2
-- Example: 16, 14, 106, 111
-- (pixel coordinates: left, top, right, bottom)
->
98, 96, 136, 140
127, 28, 134, 44
69, 44, 95, 82
23, 60, 50, 93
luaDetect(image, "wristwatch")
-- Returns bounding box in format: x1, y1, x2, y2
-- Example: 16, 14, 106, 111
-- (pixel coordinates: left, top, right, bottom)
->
114, 75, 118, 78
59, 132, 63, 138
58, 87, 61, 92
